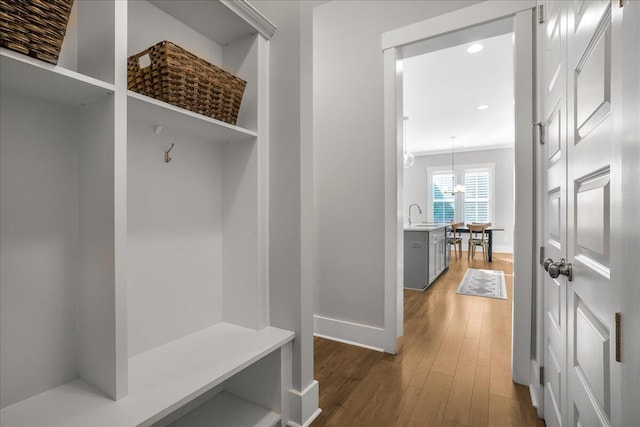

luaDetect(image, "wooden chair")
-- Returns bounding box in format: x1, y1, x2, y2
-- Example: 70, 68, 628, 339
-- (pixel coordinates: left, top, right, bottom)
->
467, 223, 491, 261
448, 222, 464, 258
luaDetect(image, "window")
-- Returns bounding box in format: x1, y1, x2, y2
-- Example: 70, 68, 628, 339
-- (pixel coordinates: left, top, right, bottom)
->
427, 164, 494, 223
432, 173, 455, 223
464, 170, 490, 223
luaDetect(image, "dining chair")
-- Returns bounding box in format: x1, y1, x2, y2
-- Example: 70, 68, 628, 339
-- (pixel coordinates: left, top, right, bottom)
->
467, 223, 491, 261
448, 222, 464, 258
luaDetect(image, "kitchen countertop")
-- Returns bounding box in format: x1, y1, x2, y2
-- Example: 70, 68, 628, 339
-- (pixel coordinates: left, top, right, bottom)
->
403, 223, 448, 232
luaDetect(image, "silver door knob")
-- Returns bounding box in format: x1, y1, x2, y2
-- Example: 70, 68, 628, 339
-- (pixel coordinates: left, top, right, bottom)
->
547, 258, 573, 281
543, 258, 554, 272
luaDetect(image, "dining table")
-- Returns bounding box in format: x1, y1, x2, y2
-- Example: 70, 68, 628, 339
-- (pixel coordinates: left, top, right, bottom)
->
451, 226, 505, 262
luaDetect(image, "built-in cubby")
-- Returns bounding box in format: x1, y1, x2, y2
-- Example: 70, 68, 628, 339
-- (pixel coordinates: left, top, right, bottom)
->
0, 1, 290, 426
0, 85, 116, 409
0, 0, 119, 410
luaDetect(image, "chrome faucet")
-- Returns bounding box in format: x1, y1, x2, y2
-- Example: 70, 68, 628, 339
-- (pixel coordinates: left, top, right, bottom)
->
408, 203, 422, 226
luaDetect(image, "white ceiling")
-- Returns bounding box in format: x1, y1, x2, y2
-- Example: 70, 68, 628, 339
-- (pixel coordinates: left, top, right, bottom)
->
403, 32, 514, 155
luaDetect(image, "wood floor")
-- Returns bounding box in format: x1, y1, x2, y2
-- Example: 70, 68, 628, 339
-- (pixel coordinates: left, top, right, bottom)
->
311, 252, 545, 427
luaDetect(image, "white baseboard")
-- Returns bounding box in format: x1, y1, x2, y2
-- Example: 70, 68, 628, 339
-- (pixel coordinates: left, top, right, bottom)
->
313, 333, 385, 352
313, 315, 387, 352
492, 245, 514, 254
288, 380, 321, 427
459, 243, 514, 254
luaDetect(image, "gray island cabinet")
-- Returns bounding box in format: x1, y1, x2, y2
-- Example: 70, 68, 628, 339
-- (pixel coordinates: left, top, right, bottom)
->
403, 224, 450, 290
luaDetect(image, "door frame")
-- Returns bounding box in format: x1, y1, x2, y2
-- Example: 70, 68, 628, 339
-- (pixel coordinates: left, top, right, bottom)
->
381, 0, 538, 386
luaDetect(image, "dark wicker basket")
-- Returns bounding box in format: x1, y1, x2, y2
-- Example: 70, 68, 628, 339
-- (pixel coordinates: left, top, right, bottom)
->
0, 0, 74, 64
128, 41, 247, 125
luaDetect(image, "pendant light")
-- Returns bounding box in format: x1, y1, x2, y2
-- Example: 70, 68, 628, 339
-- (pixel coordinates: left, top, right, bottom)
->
403, 117, 415, 168
451, 136, 465, 194
402, 117, 416, 169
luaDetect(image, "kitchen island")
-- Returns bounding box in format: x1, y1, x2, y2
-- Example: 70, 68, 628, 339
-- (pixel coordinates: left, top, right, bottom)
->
403, 224, 450, 290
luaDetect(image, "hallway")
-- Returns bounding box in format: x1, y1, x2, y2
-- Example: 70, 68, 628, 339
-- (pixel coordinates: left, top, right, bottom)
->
312, 253, 544, 426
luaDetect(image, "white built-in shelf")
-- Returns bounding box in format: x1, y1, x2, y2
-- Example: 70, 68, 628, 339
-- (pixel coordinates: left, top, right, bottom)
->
128, 91, 258, 143
171, 392, 280, 427
0, 48, 114, 106
0, 324, 294, 427
148, 0, 276, 43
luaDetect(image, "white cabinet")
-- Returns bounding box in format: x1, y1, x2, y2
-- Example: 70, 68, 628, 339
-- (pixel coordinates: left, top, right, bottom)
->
0, 1, 291, 426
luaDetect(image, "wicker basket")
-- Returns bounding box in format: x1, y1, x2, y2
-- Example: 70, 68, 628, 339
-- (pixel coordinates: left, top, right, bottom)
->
128, 41, 247, 125
0, 0, 74, 64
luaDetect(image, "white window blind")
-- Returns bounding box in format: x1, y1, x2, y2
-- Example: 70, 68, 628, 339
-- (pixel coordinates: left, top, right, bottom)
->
432, 173, 455, 223
464, 170, 490, 223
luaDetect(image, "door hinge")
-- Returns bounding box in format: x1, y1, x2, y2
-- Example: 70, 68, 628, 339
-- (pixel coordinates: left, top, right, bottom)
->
539, 246, 545, 265
616, 312, 621, 362
540, 366, 544, 384
538, 4, 545, 24
534, 122, 545, 144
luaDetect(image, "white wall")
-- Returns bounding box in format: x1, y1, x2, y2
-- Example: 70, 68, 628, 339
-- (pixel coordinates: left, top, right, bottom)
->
0, 91, 79, 408
127, 120, 224, 357
404, 147, 515, 252
313, 1, 480, 338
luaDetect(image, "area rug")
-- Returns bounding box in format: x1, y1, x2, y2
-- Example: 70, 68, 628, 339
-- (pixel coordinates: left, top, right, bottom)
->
456, 268, 507, 299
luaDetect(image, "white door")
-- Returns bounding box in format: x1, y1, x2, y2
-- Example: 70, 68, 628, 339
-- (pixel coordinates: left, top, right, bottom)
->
567, 1, 622, 425
540, 2, 568, 425
540, 1, 628, 426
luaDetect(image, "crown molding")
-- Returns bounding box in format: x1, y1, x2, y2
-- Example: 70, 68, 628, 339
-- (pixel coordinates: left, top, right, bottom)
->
221, 0, 277, 40
411, 143, 515, 157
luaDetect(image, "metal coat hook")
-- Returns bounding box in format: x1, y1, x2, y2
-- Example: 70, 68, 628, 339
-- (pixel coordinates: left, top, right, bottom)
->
164, 143, 175, 163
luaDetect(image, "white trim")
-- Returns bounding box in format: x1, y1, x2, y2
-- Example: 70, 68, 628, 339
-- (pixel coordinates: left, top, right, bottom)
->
280, 342, 293, 427
381, 1, 536, 50
288, 380, 321, 427
454, 243, 513, 254
290, 380, 318, 398
511, 8, 534, 386
412, 143, 515, 157
220, 0, 277, 40
287, 409, 322, 427
313, 315, 387, 352
491, 245, 514, 254
257, 36, 270, 330
298, 0, 318, 416
114, 0, 128, 400
383, 48, 402, 354
313, 333, 385, 353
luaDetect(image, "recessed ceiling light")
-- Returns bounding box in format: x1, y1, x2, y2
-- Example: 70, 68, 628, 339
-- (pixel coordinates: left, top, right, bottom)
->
477, 105, 489, 110
466, 43, 483, 53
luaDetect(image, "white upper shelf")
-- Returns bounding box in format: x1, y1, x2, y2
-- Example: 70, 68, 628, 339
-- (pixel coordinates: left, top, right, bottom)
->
148, 0, 276, 43
0, 323, 294, 427
128, 91, 258, 143
0, 48, 114, 106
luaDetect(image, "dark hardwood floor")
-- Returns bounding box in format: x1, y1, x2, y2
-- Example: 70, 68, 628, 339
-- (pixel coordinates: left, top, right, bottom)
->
311, 252, 545, 427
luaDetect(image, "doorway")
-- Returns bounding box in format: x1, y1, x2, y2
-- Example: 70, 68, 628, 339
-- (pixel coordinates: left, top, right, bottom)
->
382, 0, 537, 405
400, 20, 516, 279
